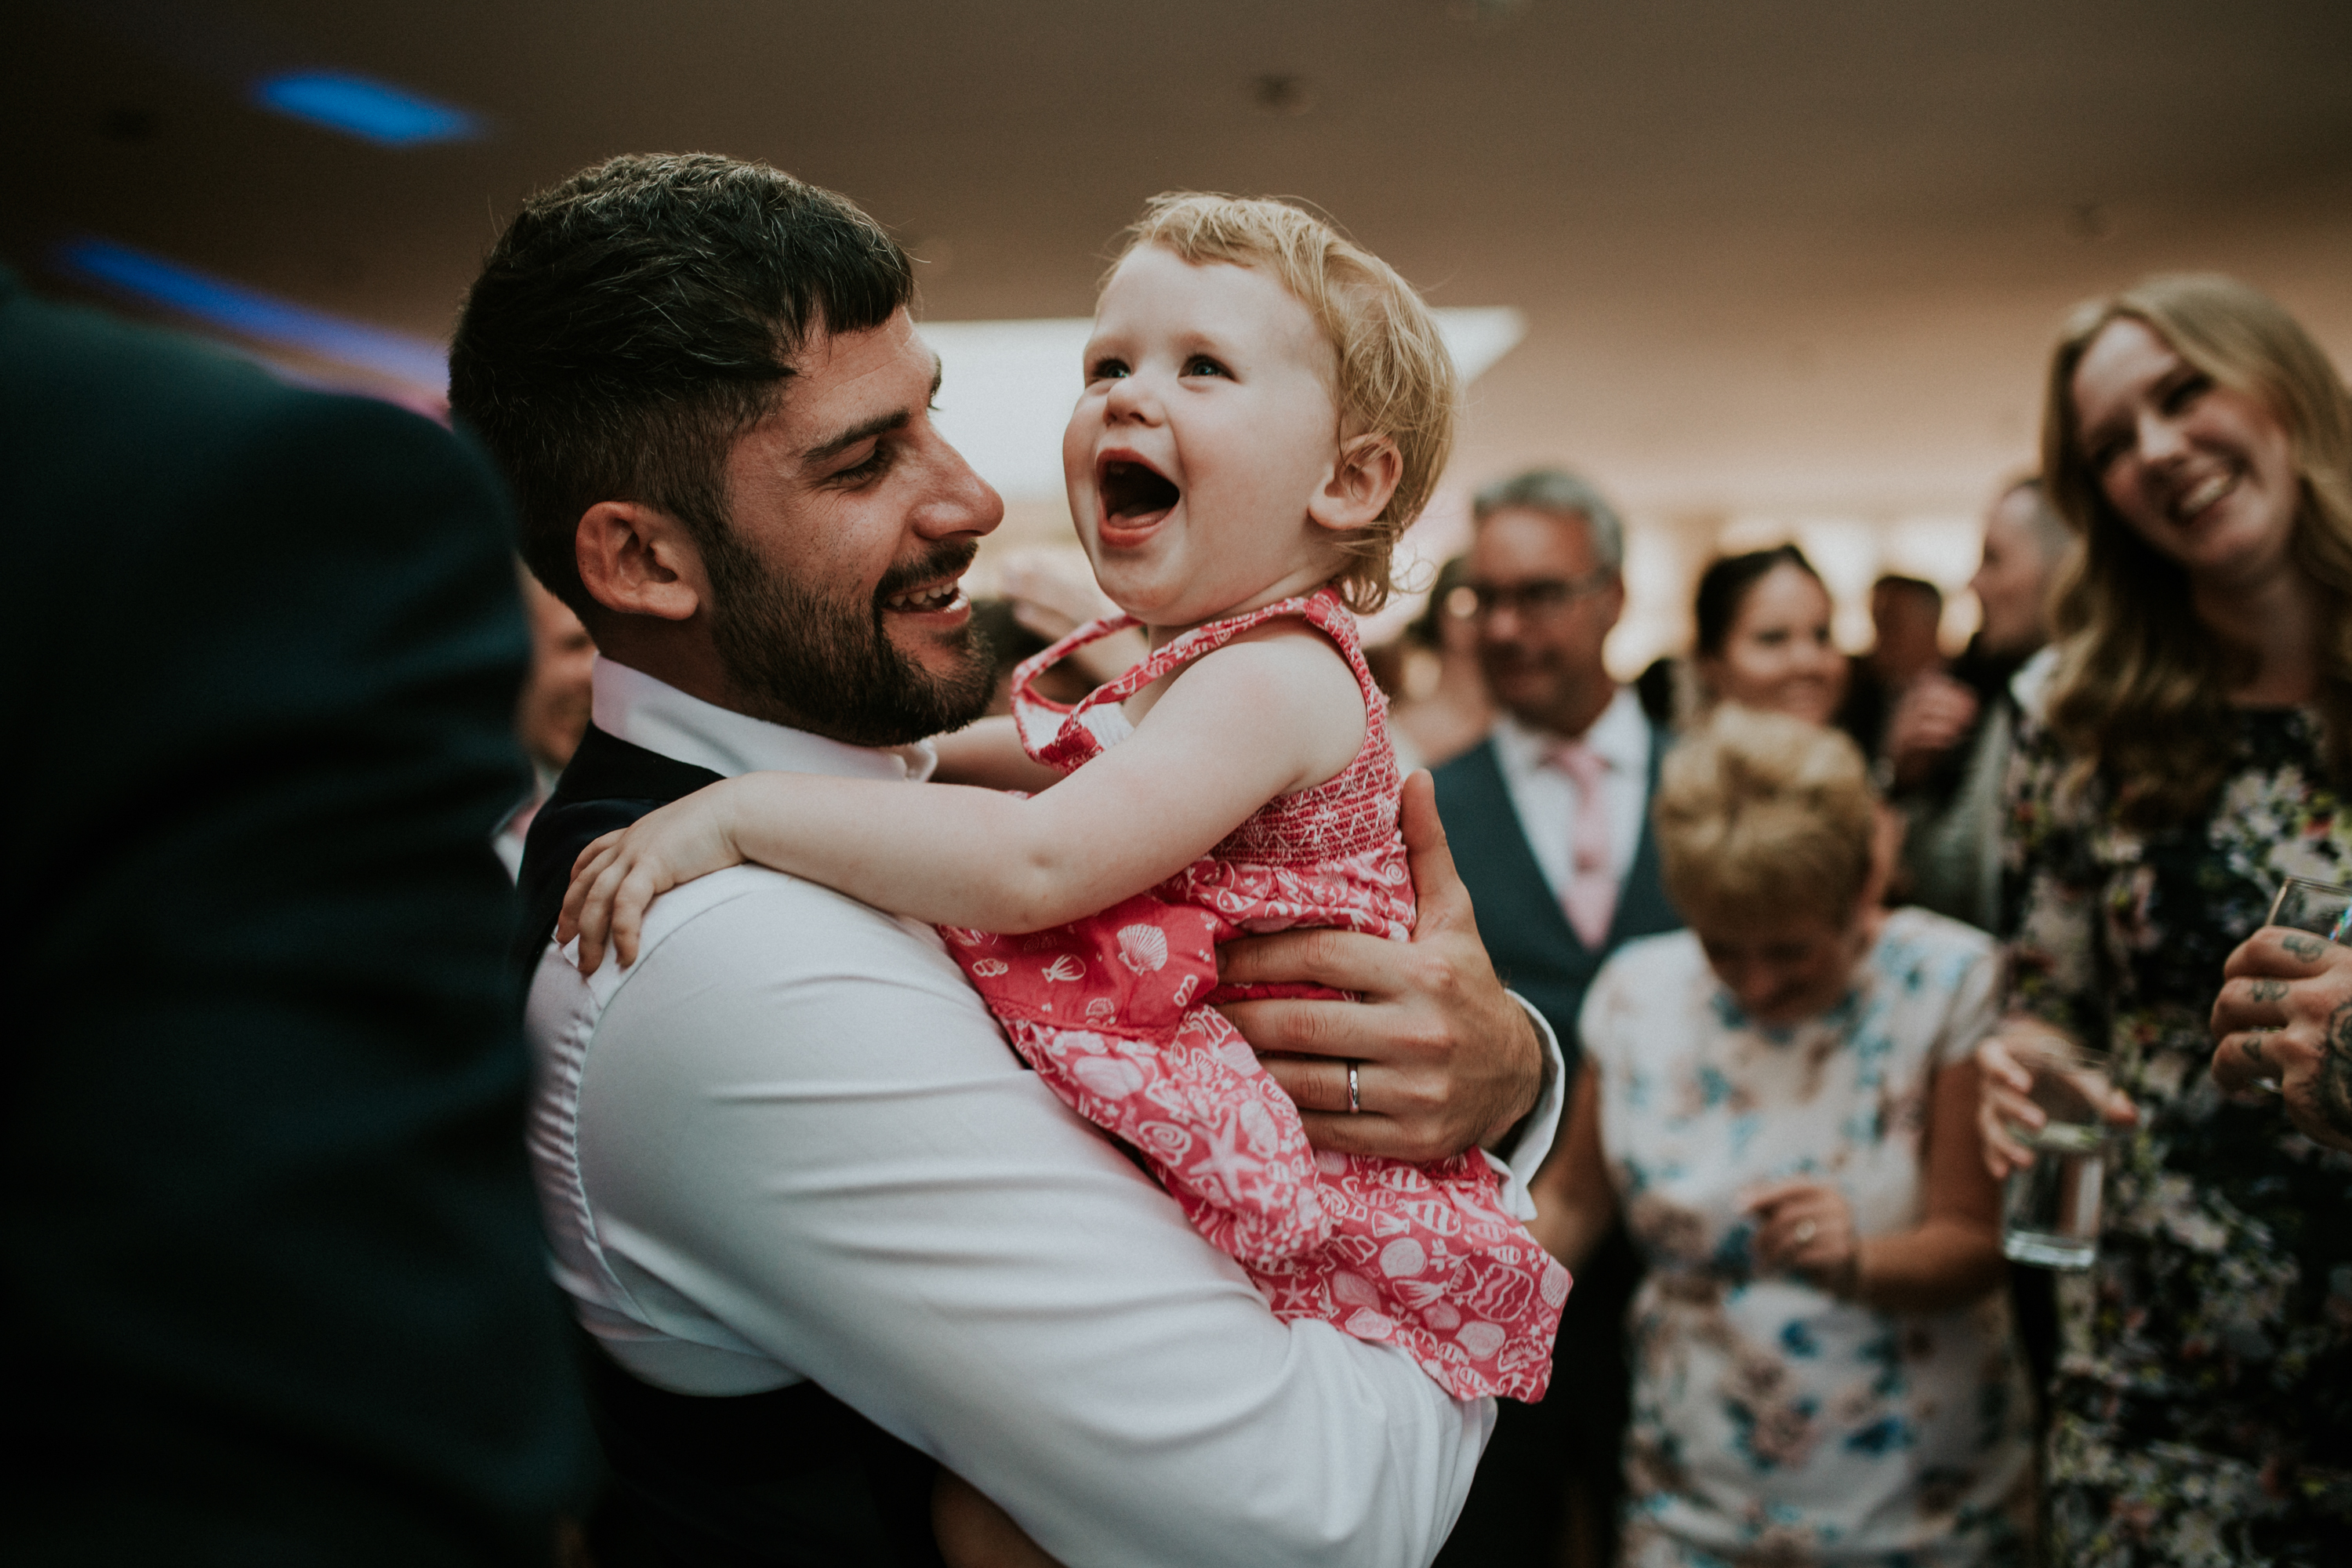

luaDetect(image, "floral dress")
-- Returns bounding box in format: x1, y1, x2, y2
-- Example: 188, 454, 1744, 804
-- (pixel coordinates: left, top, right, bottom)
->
2005, 695, 2352, 1565
1581, 908, 2034, 1566
940, 588, 1570, 1402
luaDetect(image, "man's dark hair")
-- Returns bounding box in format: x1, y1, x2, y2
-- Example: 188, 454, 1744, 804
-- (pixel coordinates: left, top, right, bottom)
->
448, 154, 914, 619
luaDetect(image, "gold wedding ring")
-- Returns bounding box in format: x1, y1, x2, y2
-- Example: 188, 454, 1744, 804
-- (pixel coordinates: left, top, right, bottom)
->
1792, 1219, 1817, 1245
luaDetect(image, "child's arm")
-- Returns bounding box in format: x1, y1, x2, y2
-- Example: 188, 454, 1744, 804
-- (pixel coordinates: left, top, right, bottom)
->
929, 715, 1063, 793
561, 626, 1366, 970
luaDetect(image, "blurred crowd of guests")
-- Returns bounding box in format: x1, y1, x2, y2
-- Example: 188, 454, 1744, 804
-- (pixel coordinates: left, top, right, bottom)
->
13, 234, 2351, 1567
950, 274, 2352, 1566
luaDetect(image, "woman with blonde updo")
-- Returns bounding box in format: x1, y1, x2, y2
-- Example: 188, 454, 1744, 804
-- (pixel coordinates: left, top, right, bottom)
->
1533, 706, 2031, 1567
1978, 274, 2352, 1562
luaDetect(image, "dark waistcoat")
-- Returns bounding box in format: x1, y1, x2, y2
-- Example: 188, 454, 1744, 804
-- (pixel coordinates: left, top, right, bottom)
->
1428, 724, 1681, 1567
517, 724, 946, 1568
1429, 727, 1681, 1069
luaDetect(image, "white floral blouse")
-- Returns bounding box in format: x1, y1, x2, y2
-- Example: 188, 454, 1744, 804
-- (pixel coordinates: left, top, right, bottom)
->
1581, 907, 2034, 1566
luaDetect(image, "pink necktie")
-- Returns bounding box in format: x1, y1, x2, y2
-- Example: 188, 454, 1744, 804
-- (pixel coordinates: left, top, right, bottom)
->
1548, 740, 1617, 949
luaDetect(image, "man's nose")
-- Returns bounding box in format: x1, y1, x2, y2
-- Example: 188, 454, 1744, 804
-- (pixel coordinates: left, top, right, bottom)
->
914, 436, 1004, 540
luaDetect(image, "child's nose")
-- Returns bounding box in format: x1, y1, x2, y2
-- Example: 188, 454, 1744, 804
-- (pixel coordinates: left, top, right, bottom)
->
1103, 374, 1160, 423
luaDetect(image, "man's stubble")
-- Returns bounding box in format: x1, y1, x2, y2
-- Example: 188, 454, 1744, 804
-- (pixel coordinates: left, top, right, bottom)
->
704, 530, 996, 749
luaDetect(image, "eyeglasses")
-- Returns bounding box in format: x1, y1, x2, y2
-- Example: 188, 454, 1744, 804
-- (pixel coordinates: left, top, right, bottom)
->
1460, 569, 1617, 619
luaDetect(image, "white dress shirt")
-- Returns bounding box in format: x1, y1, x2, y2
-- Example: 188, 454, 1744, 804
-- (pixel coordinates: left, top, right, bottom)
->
524, 659, 1567, 1568
1487, 686, 1654, 903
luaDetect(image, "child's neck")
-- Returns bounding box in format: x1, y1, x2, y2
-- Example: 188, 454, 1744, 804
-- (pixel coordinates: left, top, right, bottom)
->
1136, 568, 1345, 653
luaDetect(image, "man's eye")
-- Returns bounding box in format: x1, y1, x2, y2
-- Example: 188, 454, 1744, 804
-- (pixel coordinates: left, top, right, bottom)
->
836, 444, 892, 483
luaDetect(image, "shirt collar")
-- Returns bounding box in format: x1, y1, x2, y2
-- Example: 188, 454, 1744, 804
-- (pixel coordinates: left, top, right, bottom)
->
590, 658, 938, 784
1493, 684, 1647, 775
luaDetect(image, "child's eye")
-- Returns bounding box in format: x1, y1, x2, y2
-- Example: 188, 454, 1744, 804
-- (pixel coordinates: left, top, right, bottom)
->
1088, 358, 1129, 382
1182, 355, 1229, 379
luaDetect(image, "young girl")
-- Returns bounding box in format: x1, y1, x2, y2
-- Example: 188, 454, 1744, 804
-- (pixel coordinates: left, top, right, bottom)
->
561, 194, 1570, 1410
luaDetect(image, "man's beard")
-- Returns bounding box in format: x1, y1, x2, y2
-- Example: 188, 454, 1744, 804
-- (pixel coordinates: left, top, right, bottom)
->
703, 533, 995, 748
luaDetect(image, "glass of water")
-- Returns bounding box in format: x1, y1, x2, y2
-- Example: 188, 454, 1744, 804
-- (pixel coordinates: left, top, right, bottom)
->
2267, 876, 2352, 943
1999, 1040, 2118, 1270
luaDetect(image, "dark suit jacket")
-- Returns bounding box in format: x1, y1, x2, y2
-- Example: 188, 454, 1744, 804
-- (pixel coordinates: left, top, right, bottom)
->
2, 270, 589, 1563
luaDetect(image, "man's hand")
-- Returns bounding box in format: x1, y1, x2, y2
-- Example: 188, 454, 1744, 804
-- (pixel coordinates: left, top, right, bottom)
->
2210, 926, 2352, 1153
1883, 673, 1979, 793
1218, 770, 1544, 1163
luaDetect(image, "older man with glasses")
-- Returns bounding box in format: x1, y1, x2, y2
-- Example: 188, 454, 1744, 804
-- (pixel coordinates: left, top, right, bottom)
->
1431, 468, 1683, 1568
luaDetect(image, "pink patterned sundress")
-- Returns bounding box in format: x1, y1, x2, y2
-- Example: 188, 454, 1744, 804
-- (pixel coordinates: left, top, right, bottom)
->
938, 586, 1570, 1402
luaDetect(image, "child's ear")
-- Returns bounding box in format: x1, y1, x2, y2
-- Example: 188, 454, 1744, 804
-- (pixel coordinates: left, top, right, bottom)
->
1308, 434, 1403, 535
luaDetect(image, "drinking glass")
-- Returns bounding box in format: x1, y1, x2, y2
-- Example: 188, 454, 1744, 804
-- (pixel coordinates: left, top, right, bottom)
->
2267, 875, 2352, 944
1999, 1040, 2117, 1270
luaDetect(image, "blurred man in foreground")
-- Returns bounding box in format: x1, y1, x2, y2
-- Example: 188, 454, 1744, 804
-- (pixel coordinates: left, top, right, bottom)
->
2, 268, 586, 1561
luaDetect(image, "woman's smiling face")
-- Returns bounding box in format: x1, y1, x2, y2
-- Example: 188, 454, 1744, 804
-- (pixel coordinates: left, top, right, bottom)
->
1699, 563, 1847, 727
2070, 316, 2301, 593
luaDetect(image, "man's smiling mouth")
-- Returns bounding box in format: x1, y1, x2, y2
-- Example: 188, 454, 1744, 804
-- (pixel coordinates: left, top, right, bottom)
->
882, 580, 964, 612
1098, 456, 1181, 532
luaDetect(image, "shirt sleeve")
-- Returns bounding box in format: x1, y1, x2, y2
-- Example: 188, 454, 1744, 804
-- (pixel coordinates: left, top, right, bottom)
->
571, 871, 1490, 1568
1494, 990, 1568, 1195
1999, 703, 2107, 1044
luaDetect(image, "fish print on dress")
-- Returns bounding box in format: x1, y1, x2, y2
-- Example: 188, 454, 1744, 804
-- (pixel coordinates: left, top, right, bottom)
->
941, 587, 1570, 1402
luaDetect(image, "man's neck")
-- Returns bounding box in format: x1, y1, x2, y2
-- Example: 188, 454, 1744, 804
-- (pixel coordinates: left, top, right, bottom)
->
591, 622, 739, 719
1519, 682, 1618, 743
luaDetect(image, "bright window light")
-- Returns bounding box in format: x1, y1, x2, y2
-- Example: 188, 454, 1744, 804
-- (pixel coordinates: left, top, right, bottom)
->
55, 238, 449, 391
253, 71, 481, 146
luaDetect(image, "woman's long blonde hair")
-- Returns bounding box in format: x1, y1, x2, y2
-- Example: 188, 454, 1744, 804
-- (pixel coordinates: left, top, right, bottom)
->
2041, 274, 2352, 826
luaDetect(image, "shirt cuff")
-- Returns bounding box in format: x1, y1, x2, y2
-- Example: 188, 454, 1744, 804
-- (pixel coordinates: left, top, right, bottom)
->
1492, 991, 1566, 1194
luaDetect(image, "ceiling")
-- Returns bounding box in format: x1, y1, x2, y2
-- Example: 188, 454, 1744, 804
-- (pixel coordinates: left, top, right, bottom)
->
11, 0, 2350, 656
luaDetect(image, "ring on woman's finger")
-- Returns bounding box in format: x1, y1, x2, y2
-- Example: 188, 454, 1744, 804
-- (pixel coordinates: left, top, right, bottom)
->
1345, 1060, 1362, 1114
1791, 1219, 1817, 1245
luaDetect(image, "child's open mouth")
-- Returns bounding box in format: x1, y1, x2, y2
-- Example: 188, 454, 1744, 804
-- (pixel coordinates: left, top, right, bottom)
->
1097, 456, 1180, 542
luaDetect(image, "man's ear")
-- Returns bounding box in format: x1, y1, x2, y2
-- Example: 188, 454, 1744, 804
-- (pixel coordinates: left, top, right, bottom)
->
574, 501, 707, 622
1307, 434, 1404, 535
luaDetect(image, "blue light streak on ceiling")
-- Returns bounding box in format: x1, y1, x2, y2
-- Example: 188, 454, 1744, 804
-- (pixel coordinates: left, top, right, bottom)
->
252, 71, 481, 146
56, 238, 449, 390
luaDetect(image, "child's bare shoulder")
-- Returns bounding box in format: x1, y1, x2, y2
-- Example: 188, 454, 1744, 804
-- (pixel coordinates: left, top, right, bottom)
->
1167, 619, 1367, 790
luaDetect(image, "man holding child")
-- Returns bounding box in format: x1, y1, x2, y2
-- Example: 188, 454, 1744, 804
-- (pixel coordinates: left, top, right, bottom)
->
453, 153, 1562, 1566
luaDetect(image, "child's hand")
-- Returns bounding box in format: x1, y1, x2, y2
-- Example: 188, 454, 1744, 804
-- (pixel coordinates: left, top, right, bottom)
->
556, 785, 746, 972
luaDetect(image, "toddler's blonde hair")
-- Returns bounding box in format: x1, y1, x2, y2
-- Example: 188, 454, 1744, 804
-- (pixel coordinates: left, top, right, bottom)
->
1112, 193, 1460, 613
1653, 706, 1878, 930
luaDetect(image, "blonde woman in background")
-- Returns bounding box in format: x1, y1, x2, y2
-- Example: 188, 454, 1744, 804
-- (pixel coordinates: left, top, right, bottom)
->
1976, 274, 2352, 1563
1534, 707, 2031, 1567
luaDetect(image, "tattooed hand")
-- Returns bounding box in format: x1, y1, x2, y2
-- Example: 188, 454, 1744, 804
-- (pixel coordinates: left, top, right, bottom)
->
2210, 926, 2352, 1153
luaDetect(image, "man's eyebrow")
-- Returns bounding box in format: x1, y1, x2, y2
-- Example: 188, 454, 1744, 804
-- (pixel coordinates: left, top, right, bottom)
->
801, 356, 945, 463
